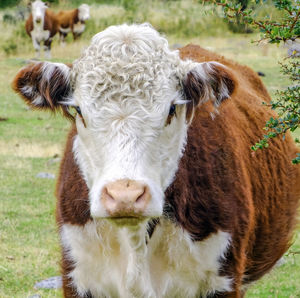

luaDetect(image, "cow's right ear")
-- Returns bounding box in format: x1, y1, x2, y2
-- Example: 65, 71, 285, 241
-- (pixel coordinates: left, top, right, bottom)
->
12, 62, 74, 119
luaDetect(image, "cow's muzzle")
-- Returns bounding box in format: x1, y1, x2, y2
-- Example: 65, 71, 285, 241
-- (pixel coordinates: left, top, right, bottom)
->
101, 179, 151, 218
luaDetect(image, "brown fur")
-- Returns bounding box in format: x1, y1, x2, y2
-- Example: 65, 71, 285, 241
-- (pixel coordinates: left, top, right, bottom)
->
25, 9, 58, 39
56, 9, 79, 29
11, 62, 73, 119
56, 9, 85, 40
12, 44, 300, 297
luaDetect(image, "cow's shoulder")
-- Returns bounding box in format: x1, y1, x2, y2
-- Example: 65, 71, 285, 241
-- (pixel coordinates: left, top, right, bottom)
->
56, 125, 91, 226
25, 14, 34, 35
44, 9, 58, 36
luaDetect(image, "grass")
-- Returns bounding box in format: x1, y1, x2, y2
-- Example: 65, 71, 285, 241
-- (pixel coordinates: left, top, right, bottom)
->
0, 1, 299, 297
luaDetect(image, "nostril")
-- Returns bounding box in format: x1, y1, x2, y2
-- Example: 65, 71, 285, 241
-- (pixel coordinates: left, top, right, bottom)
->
135, 189, 146, 203
102, 187, 117, 211
134, 186, 151, 210
105, 188, 115, 202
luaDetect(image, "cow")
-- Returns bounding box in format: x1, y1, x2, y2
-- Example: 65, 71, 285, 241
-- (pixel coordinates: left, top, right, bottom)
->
25, 0, 58, 59
56, 4, 90, 46
12, 24, 300, 298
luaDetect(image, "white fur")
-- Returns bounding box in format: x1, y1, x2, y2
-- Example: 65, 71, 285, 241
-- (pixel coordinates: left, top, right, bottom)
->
21, 85, 43, 106
73, 23, 85, 35
21, 85, 34, 97
32, 95, 43, 106
71, 24, 193, 219
42, 62, 70, 83
20, 62, 71, 106
191, 62, 231, 107
31, 0, 47, 24
61, 220, 232, 297
30, 0, 51, 58
78, 4, 90, 21
59, 27, 71, 34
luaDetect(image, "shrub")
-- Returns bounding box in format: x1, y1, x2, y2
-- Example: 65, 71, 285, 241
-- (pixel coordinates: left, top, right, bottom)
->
2, 38, 18, 56
0, 0, 21, 9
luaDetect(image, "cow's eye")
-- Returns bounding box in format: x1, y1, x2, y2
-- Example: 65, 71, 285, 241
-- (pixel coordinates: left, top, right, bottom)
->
74, 106, 86, 127
169, 104, 176, 116
75, 106, 82, 116
166, 104, 177, 126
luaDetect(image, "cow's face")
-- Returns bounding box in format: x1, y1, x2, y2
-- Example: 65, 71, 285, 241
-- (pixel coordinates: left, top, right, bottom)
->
31, 0, 48, 24
13, 24, 235, 223
78, 4, 90, 21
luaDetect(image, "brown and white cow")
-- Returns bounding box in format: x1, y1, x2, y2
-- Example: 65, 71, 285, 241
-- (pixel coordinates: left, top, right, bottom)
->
13, 24, 300, 297
25, 0, 58, 59
56, 4, 90, 46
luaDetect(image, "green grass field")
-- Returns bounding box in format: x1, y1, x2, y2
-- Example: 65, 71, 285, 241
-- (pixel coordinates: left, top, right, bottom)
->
0, 1, 299, 297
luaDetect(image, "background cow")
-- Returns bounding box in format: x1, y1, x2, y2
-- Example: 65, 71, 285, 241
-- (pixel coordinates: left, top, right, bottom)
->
13, 24, 300, 298
25, 0, 58, 58
56, 4, 90, 46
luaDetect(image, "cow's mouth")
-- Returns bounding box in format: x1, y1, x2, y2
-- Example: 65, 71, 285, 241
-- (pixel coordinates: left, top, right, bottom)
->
107, 216, 148, 227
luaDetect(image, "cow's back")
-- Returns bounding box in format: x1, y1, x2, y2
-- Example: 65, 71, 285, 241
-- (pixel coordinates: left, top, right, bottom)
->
56, 9, 78, 28
170, 45, 300, 284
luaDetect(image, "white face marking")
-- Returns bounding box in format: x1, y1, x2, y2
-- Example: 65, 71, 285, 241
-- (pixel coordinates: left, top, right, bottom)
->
59, 24, 232, 220
78, 4, 90, 21
71, 24, 194, 219
31, 0, 47, 24
61, 221, 232, 297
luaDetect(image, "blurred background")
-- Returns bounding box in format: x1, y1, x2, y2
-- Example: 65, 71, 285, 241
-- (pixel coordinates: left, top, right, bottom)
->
0, 1, 299, 297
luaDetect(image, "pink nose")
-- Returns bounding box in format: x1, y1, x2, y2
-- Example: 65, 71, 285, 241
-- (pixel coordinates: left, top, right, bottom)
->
101, 179, 151, 217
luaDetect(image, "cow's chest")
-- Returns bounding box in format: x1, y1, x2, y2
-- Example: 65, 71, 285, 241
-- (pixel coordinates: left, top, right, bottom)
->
61, 219, 232, 297
73, 22, 85, 34
30, 24, 50, 42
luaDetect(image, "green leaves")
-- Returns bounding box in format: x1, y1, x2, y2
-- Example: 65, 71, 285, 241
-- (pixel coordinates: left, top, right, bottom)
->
215, 0, 300, 42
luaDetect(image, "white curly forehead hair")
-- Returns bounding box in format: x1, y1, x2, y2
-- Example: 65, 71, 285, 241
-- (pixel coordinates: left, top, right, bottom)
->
71, 23, 188, 117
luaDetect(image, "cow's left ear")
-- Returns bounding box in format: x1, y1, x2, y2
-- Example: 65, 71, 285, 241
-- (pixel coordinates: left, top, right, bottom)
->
12, 62, 74, 119
183, 62, 236, 118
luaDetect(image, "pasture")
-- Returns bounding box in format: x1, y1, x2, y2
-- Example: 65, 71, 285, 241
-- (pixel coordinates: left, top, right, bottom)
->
0, 1, 299, 297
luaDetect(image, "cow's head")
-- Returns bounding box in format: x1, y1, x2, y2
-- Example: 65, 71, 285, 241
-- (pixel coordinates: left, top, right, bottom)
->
78, 4, 90, 22
13, 24, 235, 224
30, 0, 48, 24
